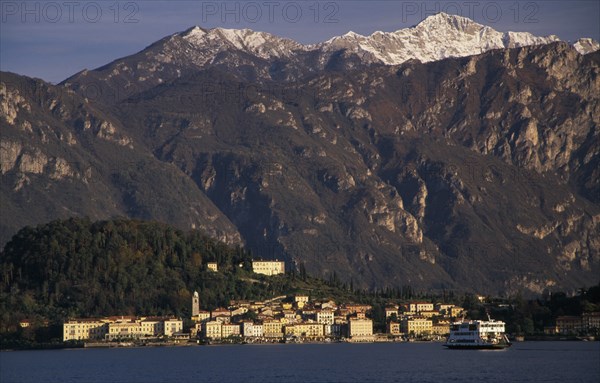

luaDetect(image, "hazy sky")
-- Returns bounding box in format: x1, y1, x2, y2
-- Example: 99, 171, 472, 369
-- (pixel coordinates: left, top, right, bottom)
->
1, 0, 599, 83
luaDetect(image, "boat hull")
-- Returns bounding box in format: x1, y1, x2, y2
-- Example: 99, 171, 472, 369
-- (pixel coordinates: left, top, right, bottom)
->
443, 343, 511, 350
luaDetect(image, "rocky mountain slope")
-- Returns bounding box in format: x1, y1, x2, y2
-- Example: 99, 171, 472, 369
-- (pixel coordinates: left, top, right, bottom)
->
1, 14, 599, 294
0, 73, 240, 245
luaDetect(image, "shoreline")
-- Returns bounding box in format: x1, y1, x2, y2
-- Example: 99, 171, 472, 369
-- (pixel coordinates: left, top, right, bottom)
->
2, 335, 596, 352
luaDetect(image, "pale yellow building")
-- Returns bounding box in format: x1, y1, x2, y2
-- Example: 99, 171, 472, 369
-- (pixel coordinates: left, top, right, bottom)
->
221, 323, 241, 338
263, 320, 284, 338
284, 323, 324, 338
252, 260, 285, 276
192, 311, 211, 323
408, 302, 434, 313
202, 321, 223, 339
63, 319, 109, 341
432, 322, 450, 336
207, 262, 218, 272
141, 318, 164, 336
401, 317, 432, 336
164, 318, 183, 336
107, 321, 144, 340
348, 318, 373, 338
66, 317, 183, 341
387, 321, 401, 336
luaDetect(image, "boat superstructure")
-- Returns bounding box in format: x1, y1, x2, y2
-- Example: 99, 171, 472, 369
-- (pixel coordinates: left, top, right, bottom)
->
444, 317, 511, 349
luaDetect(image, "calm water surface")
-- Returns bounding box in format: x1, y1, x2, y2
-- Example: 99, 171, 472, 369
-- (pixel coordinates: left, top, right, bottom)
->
1, 341, 599, 383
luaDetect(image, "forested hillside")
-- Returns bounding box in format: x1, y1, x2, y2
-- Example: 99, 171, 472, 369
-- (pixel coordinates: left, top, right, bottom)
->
0, 218, 293, 332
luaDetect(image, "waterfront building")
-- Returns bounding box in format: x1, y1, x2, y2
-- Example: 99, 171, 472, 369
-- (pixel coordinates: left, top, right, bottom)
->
203, 321, 223, 339
141, 317, 164, 336
107, 319, 144, 340
65, 316, 183, 341
432, 322, 450, 336
387, 321, 401, 336
263, 320, 284, 338
221, 323, 241, 338
164, 318, 183, 336
285, 322, 324, 338
401, 317, 432, 336
348, 318, 373, 338
242, 322, 264, 337
330, 323, 345, 337
252, 260, 285, 276
556, 316, 584, 334
63, 318, 109, 341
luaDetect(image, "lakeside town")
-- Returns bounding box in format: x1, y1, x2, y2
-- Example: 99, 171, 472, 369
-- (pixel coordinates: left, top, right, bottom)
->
59, 261, 600, 346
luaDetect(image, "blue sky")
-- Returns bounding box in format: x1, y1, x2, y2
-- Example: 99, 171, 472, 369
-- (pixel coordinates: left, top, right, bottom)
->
1, 1, 599, 83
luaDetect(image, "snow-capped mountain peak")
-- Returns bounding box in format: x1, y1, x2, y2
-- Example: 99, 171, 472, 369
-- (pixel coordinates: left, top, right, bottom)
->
319, 12, 561, 65
413, 11, 483, 32
180, 25, 305, 59
573, 38, 600, 54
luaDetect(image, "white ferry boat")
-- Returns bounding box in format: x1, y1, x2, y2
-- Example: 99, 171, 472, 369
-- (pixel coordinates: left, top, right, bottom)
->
444, 317, 511, 349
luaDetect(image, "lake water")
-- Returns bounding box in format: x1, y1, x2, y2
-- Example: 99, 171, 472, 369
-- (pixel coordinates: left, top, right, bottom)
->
1, 341, 599, 383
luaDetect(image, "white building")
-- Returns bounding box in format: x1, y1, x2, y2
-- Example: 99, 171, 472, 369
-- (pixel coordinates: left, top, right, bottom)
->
242, 322, 264, 338
252, 260, 285, 276
316, 310, 335, 325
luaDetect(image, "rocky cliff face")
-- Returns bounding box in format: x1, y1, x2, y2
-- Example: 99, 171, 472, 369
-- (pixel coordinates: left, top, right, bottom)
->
0, 73, 240, 245
91, 42, 598, 294
1, 19, 599, 294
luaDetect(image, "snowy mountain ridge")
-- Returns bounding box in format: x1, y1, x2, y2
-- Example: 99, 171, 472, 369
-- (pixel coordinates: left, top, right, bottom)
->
62, 12, 598, 104
175, 12, 595, 66
318, 12, 563, 64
